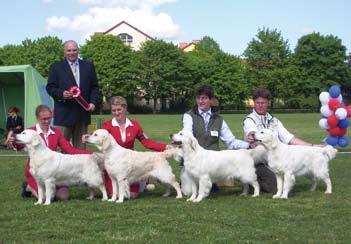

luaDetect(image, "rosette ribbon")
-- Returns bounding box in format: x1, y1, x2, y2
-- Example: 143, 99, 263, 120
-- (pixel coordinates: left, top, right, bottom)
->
69, 86, 90, 111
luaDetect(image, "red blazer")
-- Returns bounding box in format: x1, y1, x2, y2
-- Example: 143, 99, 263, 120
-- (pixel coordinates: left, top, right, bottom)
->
102, 119, 166, 151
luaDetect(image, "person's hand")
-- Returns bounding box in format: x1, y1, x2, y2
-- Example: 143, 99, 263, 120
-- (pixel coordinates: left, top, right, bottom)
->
88, 103, 95, 111
165, 144, 176, 150
247, 132, 256, 144
15, 125, 22, 129
5, 131, 15, 148
63, 90, 73, 99
81, 134, 89, 144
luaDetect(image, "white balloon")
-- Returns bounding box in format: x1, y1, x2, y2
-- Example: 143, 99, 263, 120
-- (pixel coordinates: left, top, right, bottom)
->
335, 108, 347, 120
320, 105, 333, 117
337, 94, 343, 103
319, 118, 330, 130
319, 92, 330, 105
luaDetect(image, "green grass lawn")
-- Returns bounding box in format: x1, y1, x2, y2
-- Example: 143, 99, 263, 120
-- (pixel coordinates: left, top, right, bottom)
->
0, 113, 350, 243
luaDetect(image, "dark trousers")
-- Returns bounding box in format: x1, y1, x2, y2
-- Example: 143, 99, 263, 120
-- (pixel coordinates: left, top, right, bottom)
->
256, 163, 277, 194
58, 124, 87, 149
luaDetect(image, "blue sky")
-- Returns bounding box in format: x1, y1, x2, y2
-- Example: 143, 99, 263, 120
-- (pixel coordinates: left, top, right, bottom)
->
0, 0, 349, 56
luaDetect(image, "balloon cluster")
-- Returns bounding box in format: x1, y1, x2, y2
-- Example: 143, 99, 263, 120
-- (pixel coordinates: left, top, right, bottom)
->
319, 85, 351, 147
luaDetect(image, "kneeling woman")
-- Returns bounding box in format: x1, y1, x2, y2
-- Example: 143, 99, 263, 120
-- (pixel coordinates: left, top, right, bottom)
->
7, 105, 91, 200
102, 96, 170, 199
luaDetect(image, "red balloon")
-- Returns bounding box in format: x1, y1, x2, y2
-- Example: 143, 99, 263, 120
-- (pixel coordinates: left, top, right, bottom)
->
329, 127, 347, 137
346, 105, 351, 118
327, 115, 339, 128
328, 98, 340, 111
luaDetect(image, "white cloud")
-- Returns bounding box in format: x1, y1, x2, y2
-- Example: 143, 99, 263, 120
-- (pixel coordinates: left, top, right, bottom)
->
42, 0, 53, 3
46, 0, 179, 42
78, 0, 176, 9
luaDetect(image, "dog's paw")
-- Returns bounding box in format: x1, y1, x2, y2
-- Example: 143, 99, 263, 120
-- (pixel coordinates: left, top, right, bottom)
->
108, 197, 116, 202
193, 198, 202, 203
325, 191, 332, 194
44, 201, 51, 205
116, 199, 124, 203
240, 192, 248, 196
186, 198, 195, 202
176, 195, 183, 199
86, 196, 94, 200
272, 194, 281, 199
34, 201, 42, 205
101, 197, 108, 201
252, 194, 259, 198
280, 195, 288, 199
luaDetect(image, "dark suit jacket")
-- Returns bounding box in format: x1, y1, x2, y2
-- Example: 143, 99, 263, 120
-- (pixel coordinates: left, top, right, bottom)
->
46, 59, 99, 126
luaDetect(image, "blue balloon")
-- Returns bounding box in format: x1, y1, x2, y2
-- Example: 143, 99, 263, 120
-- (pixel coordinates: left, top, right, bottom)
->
338, 136, 349, 147
338, 119, 350, 128
329, 85, 341, 98
326, 135, 338, 146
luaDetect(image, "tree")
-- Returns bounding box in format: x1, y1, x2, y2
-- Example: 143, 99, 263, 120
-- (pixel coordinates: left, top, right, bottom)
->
195, 36, 222, 55
0, 36, 63, 78
135, 39, 189, 113
243, 27, 295, 108
22, 36, 63, 77
80, 34, 135, 112
294, 32, 351, 100
0, 44, 25, 66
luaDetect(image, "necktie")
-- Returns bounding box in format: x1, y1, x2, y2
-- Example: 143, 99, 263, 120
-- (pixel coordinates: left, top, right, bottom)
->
71, 62, 79, 85
202, 112, 209, 131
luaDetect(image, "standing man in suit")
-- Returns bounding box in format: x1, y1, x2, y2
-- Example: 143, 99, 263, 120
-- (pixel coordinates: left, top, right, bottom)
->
46, 40, 99, 149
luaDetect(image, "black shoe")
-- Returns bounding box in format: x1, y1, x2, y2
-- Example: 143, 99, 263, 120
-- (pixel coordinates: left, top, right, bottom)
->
211, 183, 220, 193
21, 181, 32, 198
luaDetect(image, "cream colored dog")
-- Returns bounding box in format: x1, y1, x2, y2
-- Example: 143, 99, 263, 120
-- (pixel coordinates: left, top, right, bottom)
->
15, 129, 108, 205
171, 130, 260, 202
255, 128, 337, 199
86, 129, 182, 203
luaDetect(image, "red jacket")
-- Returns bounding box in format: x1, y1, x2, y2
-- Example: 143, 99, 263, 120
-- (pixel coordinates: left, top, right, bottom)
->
102, 119, 166, 151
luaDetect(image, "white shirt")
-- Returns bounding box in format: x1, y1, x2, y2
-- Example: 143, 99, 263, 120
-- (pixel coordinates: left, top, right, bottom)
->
35, 124, 55, 146
67, 59, 80, 87
243, 109, 294, 144
183, 108, 249, 149
111, 117, 133, 143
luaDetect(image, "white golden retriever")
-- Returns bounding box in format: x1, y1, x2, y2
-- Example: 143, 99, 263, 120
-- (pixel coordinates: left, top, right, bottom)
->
86, 129, 182, 203
171, 130, 260, 202
254, 128, 337, 199
15, 129, 108, 205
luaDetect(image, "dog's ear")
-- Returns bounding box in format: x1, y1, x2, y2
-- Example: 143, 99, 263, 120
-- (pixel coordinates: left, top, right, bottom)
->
32, 134, 42, 147
189, 137, 197, 151
270, 134, 278, 149
102, 134, 112, 151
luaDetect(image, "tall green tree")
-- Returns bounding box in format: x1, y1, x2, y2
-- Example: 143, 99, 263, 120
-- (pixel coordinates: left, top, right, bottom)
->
294, 32, 351, 100
80, 34, 135, 111
136, 39, 188, 113
243, 27, 296, 108
0, 36, 63, 78
0, 44, 25, 66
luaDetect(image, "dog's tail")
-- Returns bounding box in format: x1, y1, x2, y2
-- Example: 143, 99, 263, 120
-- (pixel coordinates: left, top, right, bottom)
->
323, 145, 338, 161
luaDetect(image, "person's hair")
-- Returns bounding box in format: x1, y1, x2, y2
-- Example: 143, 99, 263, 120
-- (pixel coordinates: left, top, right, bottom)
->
195, 84, 214, 99
253, 87, 271, 100
8, 106, 19, 113
63, 40, 78, 49
35, 104, 52, 117
109, 96, 128, 108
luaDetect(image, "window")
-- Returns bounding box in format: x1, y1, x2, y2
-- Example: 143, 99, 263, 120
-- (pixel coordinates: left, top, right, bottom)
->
118, 33, 133, 44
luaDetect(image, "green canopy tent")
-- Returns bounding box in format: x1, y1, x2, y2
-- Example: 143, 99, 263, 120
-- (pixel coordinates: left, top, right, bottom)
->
0, 65, 53, 133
